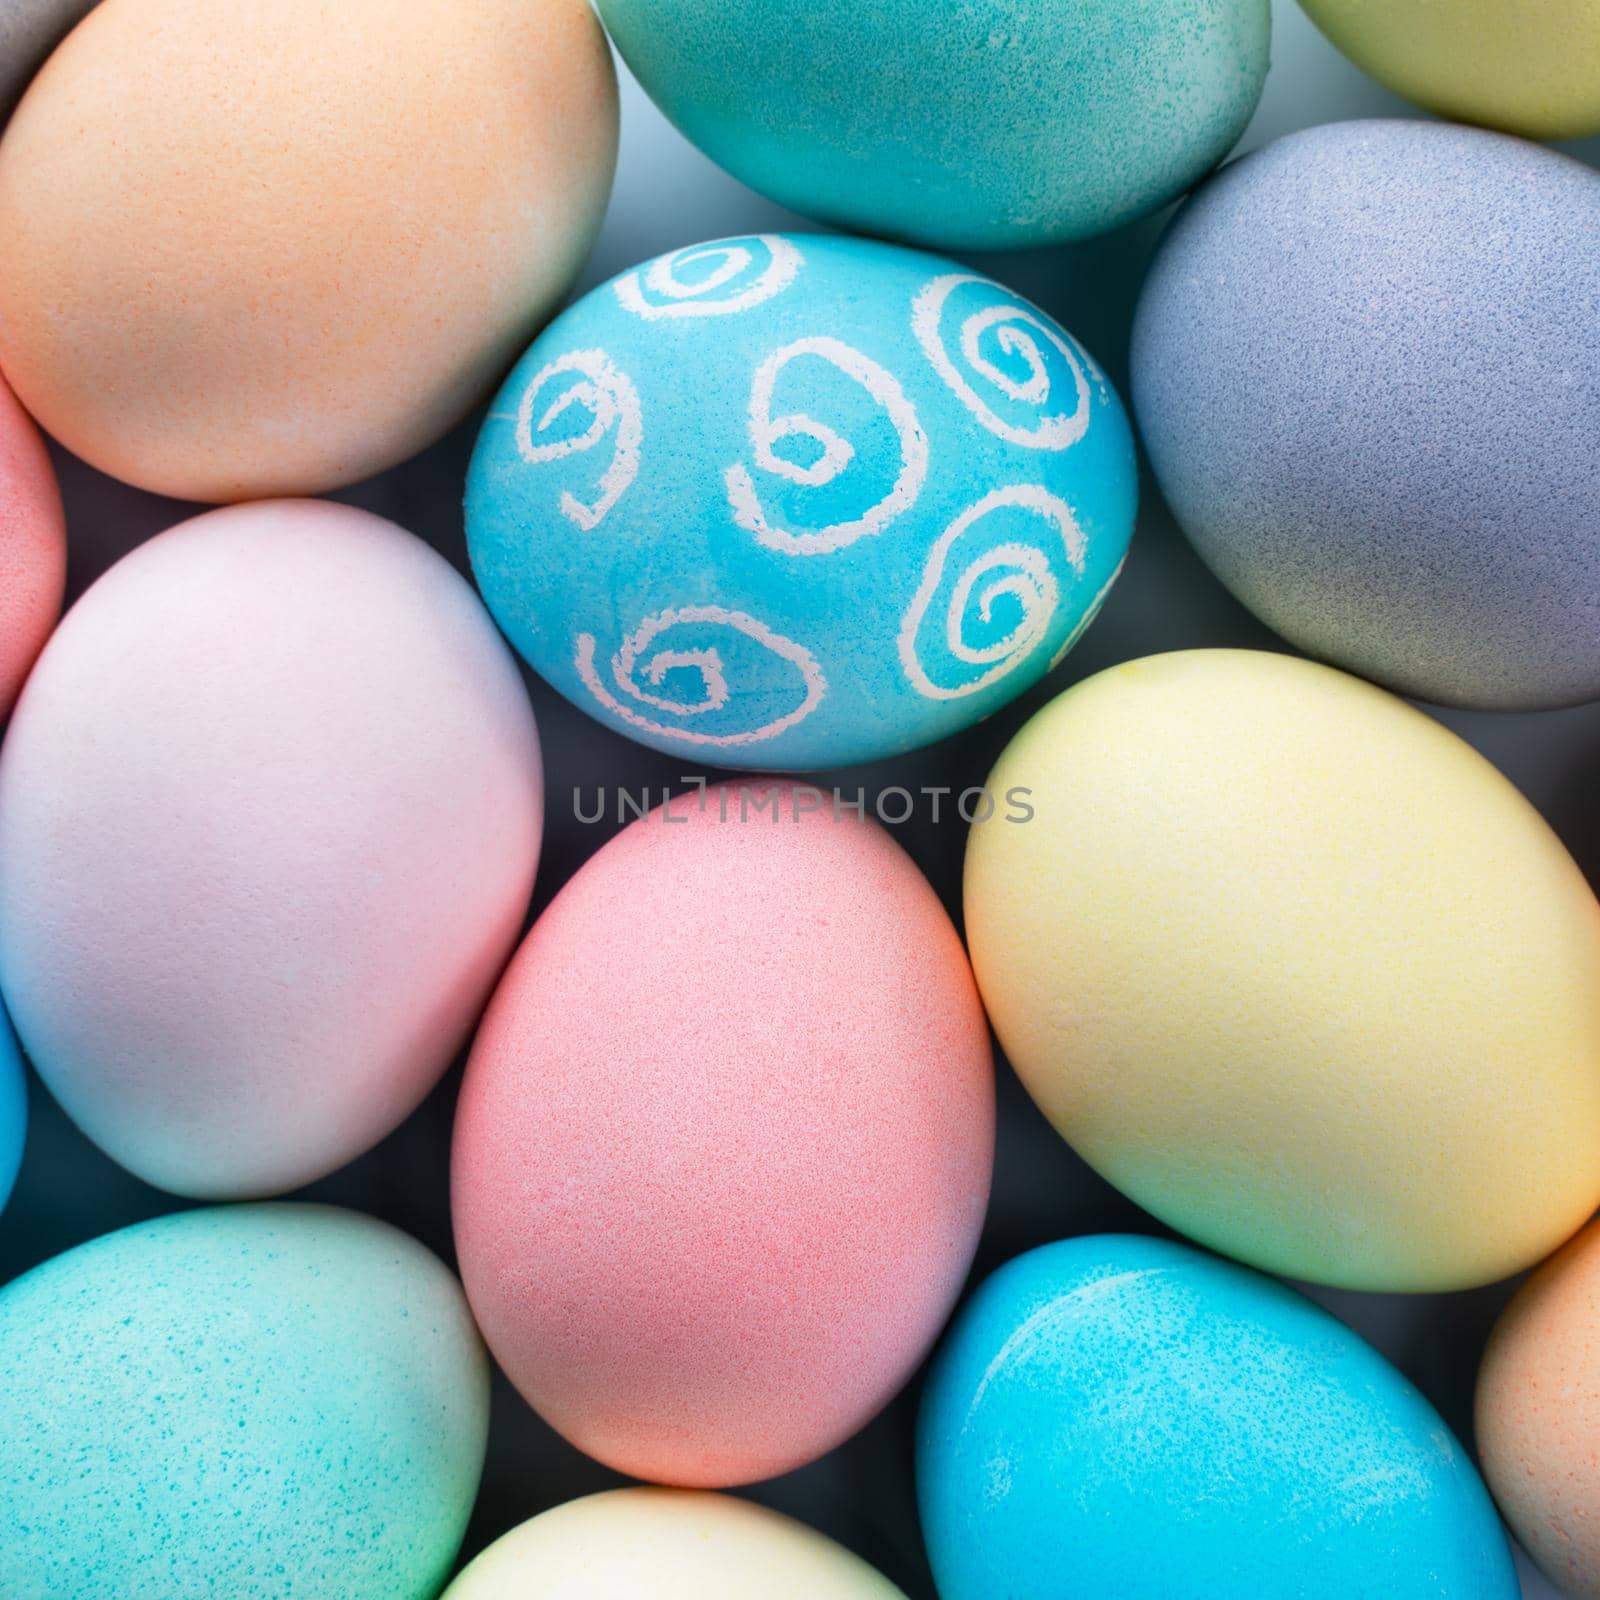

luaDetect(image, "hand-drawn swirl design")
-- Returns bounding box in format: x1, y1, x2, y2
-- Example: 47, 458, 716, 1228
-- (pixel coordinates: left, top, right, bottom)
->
911, 274, 1101, 451
515, 349, 642, 532
898, 486, 1088, 701
575, 606, 826, 748
614, 236, 803, 320
724, 335, 929, 557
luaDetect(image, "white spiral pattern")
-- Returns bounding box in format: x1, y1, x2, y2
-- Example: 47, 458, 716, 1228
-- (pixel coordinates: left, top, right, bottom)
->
724, 336, 929, 557
898, 486, 1088, 701
614, 236, 803, 320
912, 274, 1100, 451
515, 349, 642, 532
575, 606, 826, 747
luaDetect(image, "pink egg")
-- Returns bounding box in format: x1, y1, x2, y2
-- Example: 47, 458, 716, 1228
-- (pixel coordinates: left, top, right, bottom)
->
0, 500, 542, 1197
452, 785, 994, 1487
0, 371, 64, 718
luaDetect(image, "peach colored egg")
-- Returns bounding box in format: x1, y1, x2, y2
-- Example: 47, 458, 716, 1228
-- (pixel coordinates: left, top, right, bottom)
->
1478, 1220, 1600, 1599
452, 784, 994, 1487
0, 371, 64, 718
0, 0, 617, 502
0, 500, 542, 1198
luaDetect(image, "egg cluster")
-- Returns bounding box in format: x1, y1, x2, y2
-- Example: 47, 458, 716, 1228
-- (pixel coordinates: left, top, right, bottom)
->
0, 1, 1597, 1598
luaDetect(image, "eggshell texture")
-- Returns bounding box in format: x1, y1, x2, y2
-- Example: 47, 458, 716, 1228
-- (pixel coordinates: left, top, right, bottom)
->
0, 1204, 488, 1599
918, 1235, 1518, 1599
595, 0, 1268, 249
0, 0, 95, 124
1300, 0, 1600, 139
452, 784, 994, 1486
1132, 120, 1600, 711
0, 500, 543, 1198
0, 0, 617, 502
1478, 1218, 1600, 1599
468, 233, 1137, 770
965, 649, 1600, 1292
0, 1000, 25, 1213
0, 370, 65, 718
442, 1489, 908, 1598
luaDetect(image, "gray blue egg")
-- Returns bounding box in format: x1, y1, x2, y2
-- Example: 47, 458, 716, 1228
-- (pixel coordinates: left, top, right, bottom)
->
468, 233, 1137, 770
1132, 119, 1600, 711
918, 1235, 1517, 1599
0, 999, 24, 1212
0, 1204, 489, 1599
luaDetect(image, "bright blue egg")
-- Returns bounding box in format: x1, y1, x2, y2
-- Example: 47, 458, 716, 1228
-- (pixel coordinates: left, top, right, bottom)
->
468, 233, 1136, 770
918, 1235, 1517, 1599
0, 999, 24, 1212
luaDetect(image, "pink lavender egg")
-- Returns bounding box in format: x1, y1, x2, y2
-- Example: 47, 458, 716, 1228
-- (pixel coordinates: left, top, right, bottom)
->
0, 500, 542, 1198
0, 370, 64, 719
452, 784, 994, 1486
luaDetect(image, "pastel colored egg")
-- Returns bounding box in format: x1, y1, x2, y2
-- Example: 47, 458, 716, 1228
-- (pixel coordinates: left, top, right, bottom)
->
918, 1235, 1518, 1599
1300, 0, 1600, 139
452, 783, 994, 1486
0, 500, 542, 1198
0, 0, 617, 501
1132, 120, 1600, 711
0, 1204, 488, 1599
595, 0, 1268, 249
1478, 1218, 1600, 1599
468, 233, 1136, 770
0, 370, 65, 719
0, 1000, 25, 1212
964, 649, 1600, 1292
0, 0, 94, 123
442, 1489, 907, 1598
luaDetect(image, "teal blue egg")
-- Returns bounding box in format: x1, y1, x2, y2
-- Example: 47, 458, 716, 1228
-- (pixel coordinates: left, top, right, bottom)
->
0, 1204, 488, 1599
918, 1235, 1517, 1599
595, 0, 1269, 249
0, 998, 24, 1212
467, 233, 1137, 770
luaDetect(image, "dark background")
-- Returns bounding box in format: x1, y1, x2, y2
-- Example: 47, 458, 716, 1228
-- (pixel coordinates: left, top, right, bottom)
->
4, 5, 1599, 1593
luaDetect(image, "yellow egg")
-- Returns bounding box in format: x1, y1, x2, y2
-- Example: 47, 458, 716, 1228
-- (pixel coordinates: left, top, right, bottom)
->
965, 649, 1600, 1292
1299, 0, 1600, 139
0, 0, 617, 501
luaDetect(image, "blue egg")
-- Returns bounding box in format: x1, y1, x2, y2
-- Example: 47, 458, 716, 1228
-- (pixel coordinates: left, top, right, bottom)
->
594, 1, 1269, 249
918, 1235, 1517, 1599
0, 999, 24, 1212
1133, 119, 1600, 711
468, 233, 1136, 770
0, 1204, 488, 1599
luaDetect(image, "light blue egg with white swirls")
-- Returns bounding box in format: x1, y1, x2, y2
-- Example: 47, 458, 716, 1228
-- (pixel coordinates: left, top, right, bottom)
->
467, 233, 1137, 771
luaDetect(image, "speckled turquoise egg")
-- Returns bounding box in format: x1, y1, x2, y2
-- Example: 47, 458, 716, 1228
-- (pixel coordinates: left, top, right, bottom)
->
0, 999, 24, 1212
918, 1235, 1517, 1599
594, 1, 1269, 249
0, 1204, 489, 1599
467, 233, 1137, 769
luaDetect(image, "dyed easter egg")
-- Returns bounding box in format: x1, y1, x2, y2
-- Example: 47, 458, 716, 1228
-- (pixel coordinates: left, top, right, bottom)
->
1300, 0, 1600, 139
1478, 1218, 1600, 1599
443, 1489, 907, 1597
0, 1204, 488, 1598
918, 1235, 1518, 1599
0, 0, 95, 123
595, 0, 1268, 249
453, 783, 994, 1486
0, 370, 65, 719
468, 233, 1136, 770
0, 1001, 25, 1213
965, 650, 1600, 1292
0, 0, 617, 501
1132, 120, 1600, 711
0, 500, 542, 1198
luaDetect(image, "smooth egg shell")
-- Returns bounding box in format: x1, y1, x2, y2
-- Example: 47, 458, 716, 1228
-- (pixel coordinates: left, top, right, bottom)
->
0, 370, 64, 718
0, 499, 542, 1198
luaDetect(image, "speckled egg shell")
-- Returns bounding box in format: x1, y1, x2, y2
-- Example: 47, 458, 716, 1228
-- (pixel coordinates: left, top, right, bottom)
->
964, 650, 1600, 1292
0, 500, 542, 1198
1132, 120, 1600, 711
1300, 0, 1600, 139
442, 1489, 908, 1598
0, 0, 94, 123
452, 783, 994, 1486
467, 233, 1136, 770
0, 370, 65, 719
0, 1000, 25, 1213
1478, 1218, 1600, 1599
0, 1204, 488, 1599
0, 0, 617, 501
918, 1235, 1517, 1599
595, 0, 1268, 248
